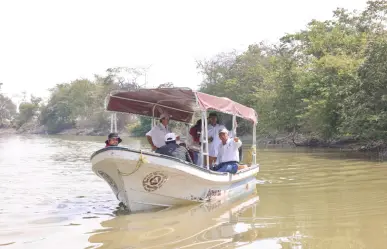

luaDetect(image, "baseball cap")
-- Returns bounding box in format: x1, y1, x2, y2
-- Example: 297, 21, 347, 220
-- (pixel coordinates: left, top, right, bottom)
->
165, 133, 177, 142
218, 128, 229, 134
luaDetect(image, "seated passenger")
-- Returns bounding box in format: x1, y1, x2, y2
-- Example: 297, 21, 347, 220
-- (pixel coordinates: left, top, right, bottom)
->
155, 133, 193, 163
145, 113, 181, 151
211, 128, 248, 173
105, 133, 122, 147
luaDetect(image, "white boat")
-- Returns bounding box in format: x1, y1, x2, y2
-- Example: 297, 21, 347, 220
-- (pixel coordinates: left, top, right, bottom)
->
90, 87, 260, 212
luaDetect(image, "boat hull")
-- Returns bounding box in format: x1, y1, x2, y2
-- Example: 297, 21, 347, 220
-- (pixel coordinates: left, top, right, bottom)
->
91, 147, 259, 212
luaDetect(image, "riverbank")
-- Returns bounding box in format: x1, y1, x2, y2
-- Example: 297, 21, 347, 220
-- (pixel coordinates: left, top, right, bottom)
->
0, 127, 118, 136
272, 133, 387, 156
2, 127, 385, 155
1, 123, 129, 137
0, 128, 17, 135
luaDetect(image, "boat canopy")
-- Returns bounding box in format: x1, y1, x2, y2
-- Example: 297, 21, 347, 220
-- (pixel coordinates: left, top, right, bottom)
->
105, 87, 258, 124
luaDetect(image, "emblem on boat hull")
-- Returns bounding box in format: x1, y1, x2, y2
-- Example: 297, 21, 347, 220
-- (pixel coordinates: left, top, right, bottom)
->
142, 171, 168, 192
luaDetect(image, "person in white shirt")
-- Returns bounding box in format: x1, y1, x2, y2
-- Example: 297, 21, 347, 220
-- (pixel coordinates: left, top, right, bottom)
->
207, 112, 226, 166
146, 113, 179, 151
212, 128, 248, 173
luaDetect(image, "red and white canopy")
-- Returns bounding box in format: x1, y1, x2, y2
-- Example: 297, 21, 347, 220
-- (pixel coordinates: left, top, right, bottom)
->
106, 87, 258, 124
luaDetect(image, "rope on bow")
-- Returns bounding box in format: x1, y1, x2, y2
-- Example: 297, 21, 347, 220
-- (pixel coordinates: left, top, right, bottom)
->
118, 150, 149, 176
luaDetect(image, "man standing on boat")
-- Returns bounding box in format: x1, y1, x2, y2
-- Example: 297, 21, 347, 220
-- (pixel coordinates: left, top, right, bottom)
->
146, 113, 179, 151
207, 112, 226, 166
212, 128, 247, 173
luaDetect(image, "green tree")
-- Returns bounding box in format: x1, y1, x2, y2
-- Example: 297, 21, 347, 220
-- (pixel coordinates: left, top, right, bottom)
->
16, 95, 41, 128
341, 37, 387, 140
197, 0, 387, 144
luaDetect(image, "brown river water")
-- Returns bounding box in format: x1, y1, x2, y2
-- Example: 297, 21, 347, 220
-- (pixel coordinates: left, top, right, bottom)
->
1, 134, 387, 249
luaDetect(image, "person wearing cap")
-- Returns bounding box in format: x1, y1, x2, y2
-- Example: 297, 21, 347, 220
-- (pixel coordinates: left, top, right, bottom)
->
211, 128, 247, 173
146, 113, 179, 151
207, 112, 226, 165
105, 133, 122, 147
155, 133, 193, 163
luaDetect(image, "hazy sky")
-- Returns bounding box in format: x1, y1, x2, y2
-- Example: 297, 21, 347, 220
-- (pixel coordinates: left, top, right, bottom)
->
0, 0, 367, 102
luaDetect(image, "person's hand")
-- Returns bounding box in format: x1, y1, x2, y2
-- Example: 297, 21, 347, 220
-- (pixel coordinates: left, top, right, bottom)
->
234, 137, 239, 142
208, 136, 214, 143
176, 135, 180, 140
152, 145, 157, 151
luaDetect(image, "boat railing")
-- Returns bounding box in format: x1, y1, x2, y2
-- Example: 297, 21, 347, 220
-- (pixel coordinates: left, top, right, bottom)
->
91, 146, 258, 176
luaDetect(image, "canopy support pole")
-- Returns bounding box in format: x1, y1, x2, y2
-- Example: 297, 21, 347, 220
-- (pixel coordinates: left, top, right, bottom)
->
204, 111, 209, 169
185, 123, 189, 144
252, 123, 257, 165
110, 113, 113, 132
152, 105, 156, 128
200, 111, 209, 169
114, 113, 117, 132
232, 115, 236, 136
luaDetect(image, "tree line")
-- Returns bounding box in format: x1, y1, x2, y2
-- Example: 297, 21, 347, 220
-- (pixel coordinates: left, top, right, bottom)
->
0, 68, 184, 136
0, 68, 149, 135
198, 0, 387, 146
1, 1, 387, 148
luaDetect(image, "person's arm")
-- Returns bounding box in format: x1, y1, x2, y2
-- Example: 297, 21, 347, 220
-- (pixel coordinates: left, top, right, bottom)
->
185, 148, 193, 163
215, 144, 222, 165
215, 156, 220, 165
233, 137, 242, 148
146, 136, 157, 151
231, 119, 237, 136
146, 128, 157, 151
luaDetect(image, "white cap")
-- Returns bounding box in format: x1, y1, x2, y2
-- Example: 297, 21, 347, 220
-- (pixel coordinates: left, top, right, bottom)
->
160, 113, 170, 120
165, 133, 177, 142
218, 128, 229, 134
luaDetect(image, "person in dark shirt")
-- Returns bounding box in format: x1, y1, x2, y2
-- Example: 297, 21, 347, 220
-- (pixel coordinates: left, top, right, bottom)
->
188, 119, 201, 164
155, 133, 193, 163
189, 119, 201, 144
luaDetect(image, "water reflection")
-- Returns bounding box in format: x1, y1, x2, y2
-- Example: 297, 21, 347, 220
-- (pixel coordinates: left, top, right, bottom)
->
87, 194, 268, 249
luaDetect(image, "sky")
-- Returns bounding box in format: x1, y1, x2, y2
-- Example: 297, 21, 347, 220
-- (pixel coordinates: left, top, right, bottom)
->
0, 0, 367, 103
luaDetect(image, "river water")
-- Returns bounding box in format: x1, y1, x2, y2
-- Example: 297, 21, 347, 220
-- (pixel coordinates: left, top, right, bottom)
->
1, 134, 387, 249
